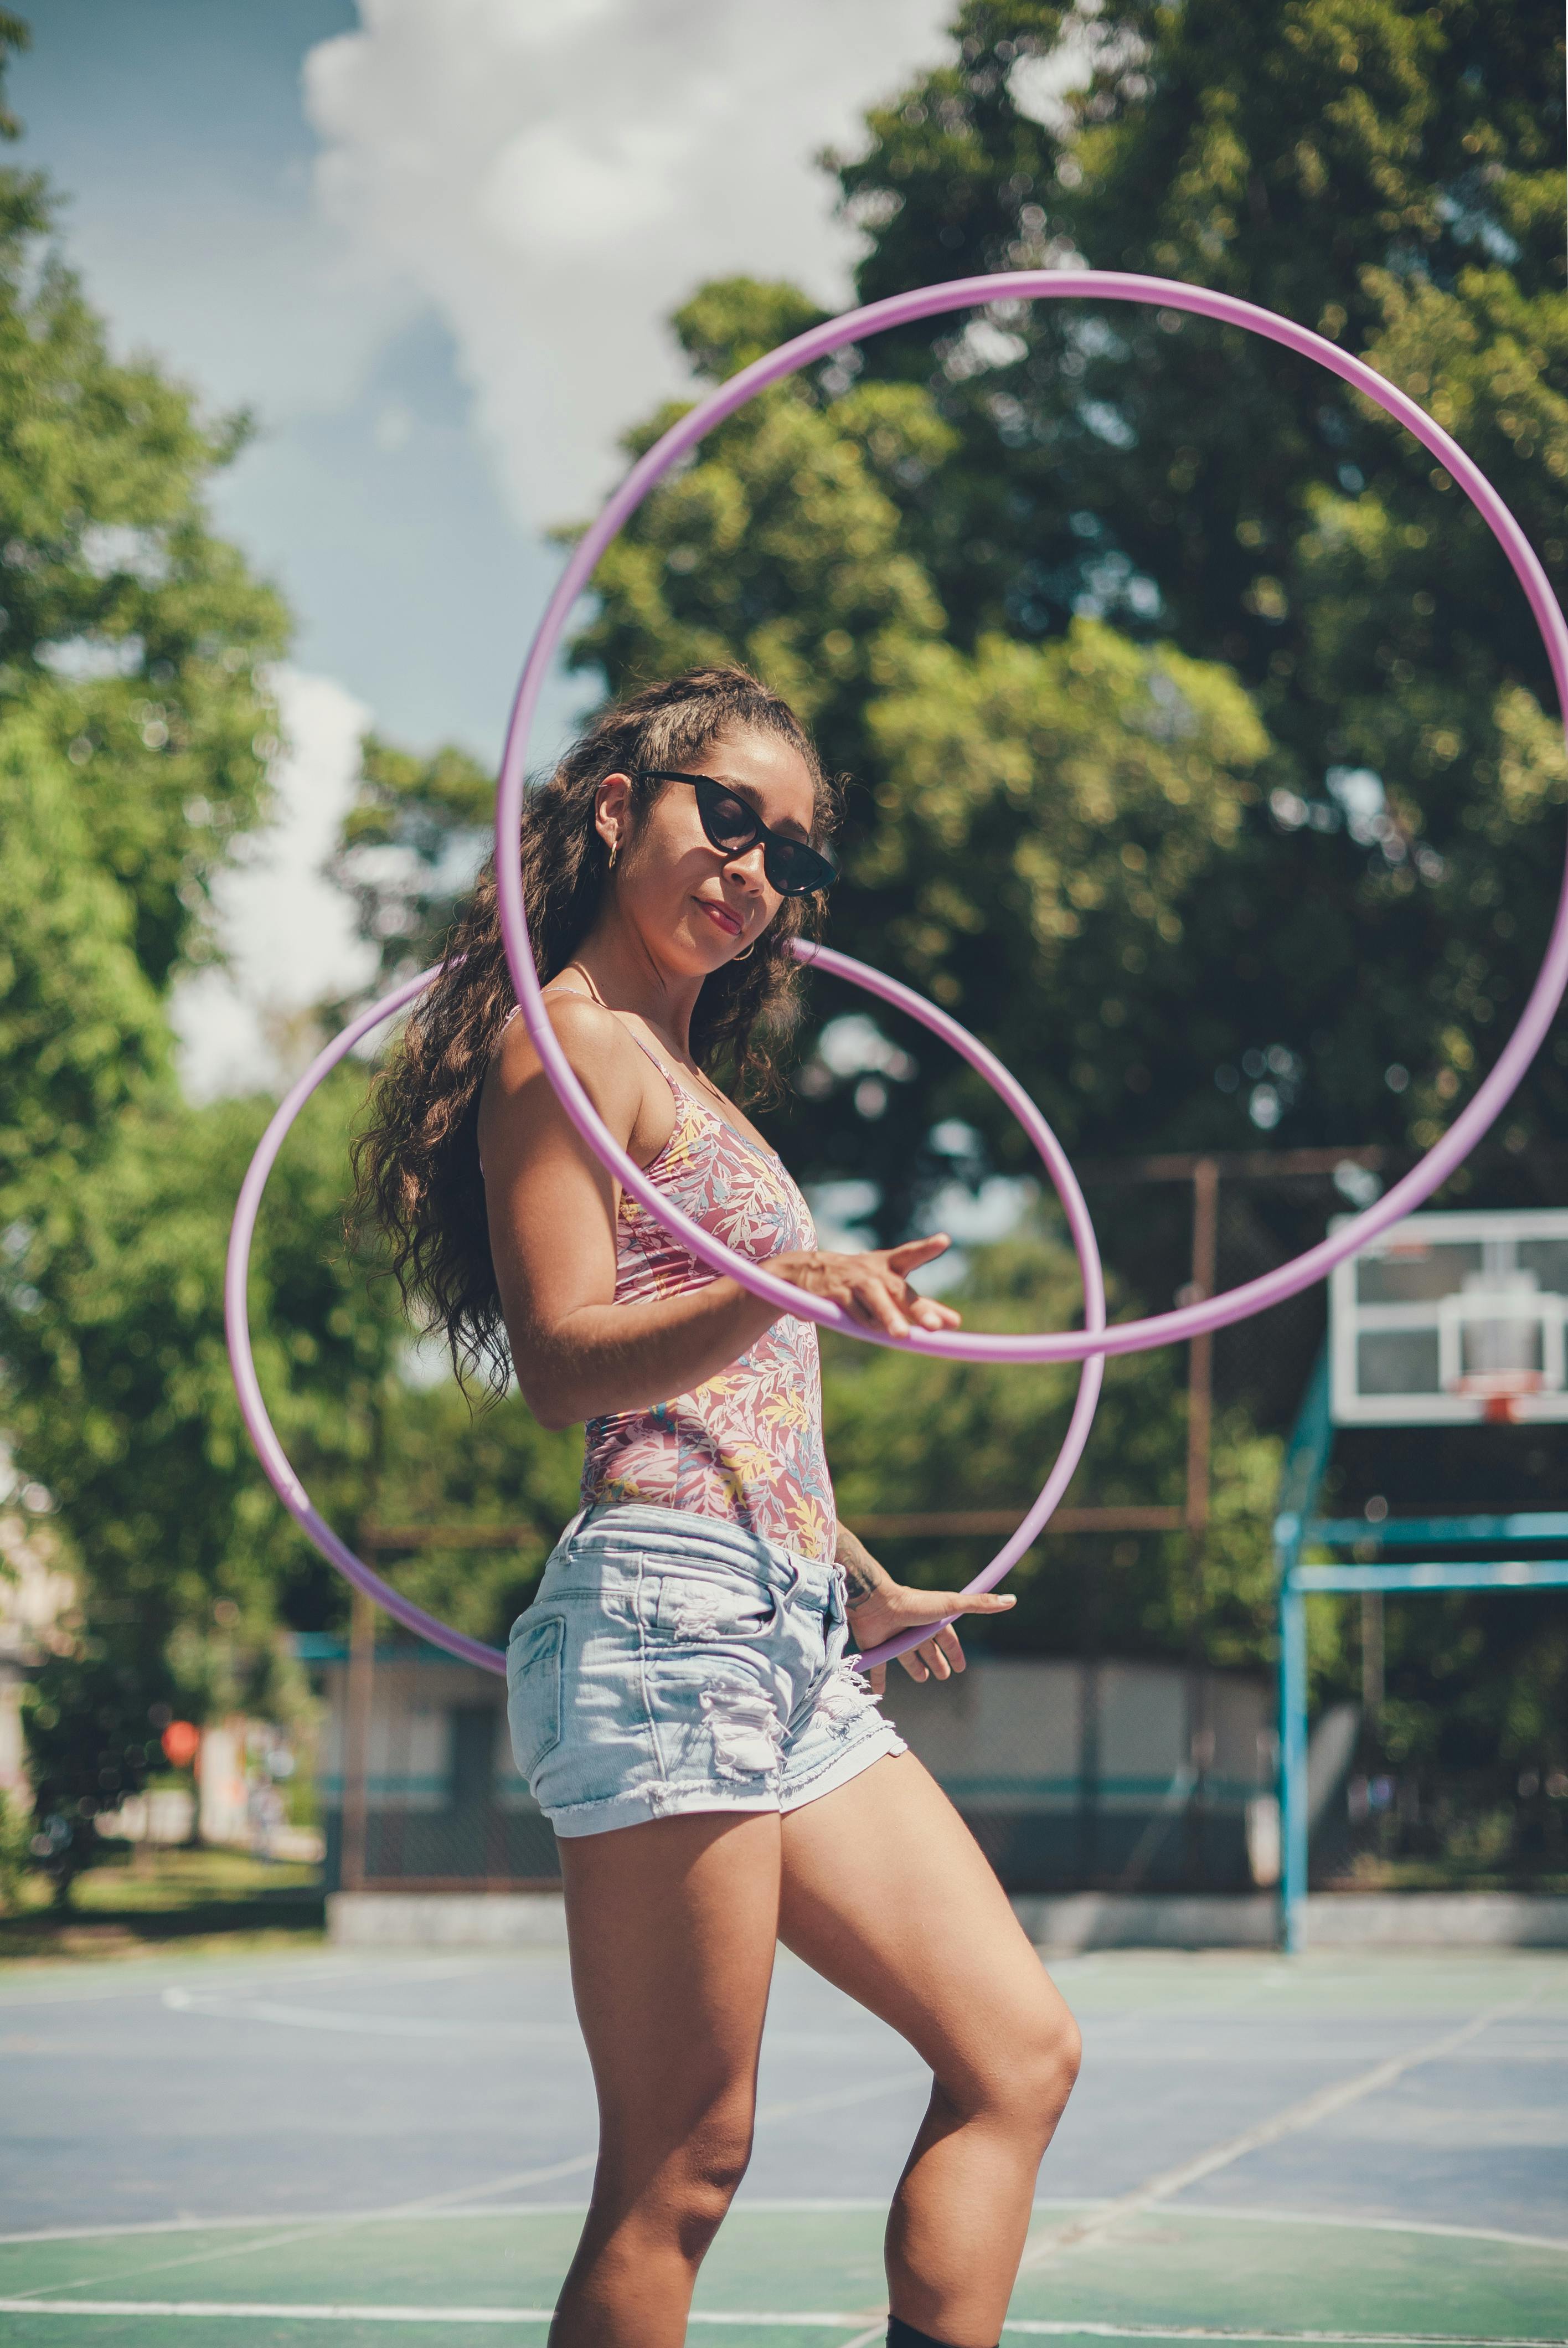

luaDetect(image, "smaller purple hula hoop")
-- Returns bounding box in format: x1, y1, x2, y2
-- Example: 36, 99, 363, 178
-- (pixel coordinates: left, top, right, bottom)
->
223, 948, 1107, 1675
494, 269, 1568, 1369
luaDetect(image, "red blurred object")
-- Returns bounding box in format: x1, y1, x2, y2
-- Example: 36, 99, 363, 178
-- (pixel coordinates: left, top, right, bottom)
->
161, 1719, 200, 1768
1483, 1394, 1520, 1424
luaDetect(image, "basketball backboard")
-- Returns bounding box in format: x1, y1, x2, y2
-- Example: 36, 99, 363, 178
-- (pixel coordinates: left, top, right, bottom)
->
1328, 1208, 1568, 1426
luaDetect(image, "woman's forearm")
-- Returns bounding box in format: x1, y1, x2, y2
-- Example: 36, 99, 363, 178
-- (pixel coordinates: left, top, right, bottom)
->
519, 1276, 784, 1429
834, 1522, 895, 1607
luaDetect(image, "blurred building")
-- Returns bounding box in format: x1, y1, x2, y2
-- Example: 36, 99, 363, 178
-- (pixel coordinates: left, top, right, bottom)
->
0, 1492, 74, 1814
302, 1633, 1277, 1897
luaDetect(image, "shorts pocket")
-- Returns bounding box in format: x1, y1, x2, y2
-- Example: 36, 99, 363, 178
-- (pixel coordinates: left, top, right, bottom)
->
649, 1563, 780, 1644
507, 1613, 565, 1783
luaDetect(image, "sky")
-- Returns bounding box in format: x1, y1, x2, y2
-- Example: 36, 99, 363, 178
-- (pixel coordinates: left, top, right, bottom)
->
18, 0, 960, 1093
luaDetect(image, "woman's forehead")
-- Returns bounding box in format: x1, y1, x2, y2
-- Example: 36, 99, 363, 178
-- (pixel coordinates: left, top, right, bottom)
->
694, 724, 816, 815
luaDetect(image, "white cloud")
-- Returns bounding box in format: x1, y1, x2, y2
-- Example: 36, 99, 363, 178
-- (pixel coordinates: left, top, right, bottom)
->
171, 668, 379, 1101
303, 0, 955, 529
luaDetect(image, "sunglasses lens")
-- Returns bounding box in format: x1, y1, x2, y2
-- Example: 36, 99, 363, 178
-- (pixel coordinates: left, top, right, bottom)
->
700, 789, 757, 851
766, 840, 834, 896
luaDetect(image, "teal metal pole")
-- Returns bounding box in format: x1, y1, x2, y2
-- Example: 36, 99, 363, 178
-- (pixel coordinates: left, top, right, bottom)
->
1271, 1347, 1331, 1956
1280, 1573, 1308, 1954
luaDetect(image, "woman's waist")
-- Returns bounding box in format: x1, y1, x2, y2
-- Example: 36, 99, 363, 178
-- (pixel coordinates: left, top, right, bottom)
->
543, 1500, 838, 1599
611, 1245, 812, 1310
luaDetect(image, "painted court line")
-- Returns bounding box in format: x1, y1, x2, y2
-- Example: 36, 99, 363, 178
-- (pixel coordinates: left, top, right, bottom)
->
1021, 1992, 1539, 2268
0, 2303, 1564, 2342
1, 2075, 918, 2305
6, 2198, 1567, 2258
1171, 2204, 1568, 2257
0, 2196, 1085, 2249
159, 1985, 582, 2043
0, 1956, 486, 2014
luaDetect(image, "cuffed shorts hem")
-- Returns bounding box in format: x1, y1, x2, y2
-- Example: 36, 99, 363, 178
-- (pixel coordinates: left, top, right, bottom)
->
779, 1717, 907, 1816
545, 1714, 907, 1839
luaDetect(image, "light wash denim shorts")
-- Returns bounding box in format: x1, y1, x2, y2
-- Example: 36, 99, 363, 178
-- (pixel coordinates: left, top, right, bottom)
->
506, 1503, 906, 1838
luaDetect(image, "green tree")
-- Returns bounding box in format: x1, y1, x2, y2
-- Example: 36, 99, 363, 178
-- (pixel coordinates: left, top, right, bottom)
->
0, 11, 307, 1790
831, 0, 1568, 1162
363, 1381, 582, 1646
548, 282, 1268, 1231
0, 0, 289, 1436
331, 734, 494, 991
19, 1643, 163, 1906
824, 1210, 1278, 1672
3, 1075, 412, 1711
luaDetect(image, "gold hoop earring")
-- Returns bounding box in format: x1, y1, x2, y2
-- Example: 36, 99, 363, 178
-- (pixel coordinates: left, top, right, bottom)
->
606, 838, 618, 872
734, 940, 756, 962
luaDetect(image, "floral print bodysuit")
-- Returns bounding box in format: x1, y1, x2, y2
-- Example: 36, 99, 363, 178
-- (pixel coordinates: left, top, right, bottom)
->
579, 1026, 837, 1564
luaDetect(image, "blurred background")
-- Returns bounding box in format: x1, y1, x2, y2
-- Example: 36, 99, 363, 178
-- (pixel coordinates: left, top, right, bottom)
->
1, 0, 1565, 1953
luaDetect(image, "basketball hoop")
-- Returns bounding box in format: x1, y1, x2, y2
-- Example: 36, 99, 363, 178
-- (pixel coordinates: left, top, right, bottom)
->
1451, 1368, 1546, 1425
1330, 1209, 1568, 1428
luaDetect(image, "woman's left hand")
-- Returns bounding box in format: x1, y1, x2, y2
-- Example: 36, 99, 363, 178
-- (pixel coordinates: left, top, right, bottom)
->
844, 1578, 1017, 1693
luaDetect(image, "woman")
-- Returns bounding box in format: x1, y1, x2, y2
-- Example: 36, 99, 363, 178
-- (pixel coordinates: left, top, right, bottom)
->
358, 667, 1081, 2348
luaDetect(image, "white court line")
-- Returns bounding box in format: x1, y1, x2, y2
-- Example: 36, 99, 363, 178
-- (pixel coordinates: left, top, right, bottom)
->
160, 1986, 582, 2043
0, 1955, 494, 2012
1167, 2203, 1568, 2256
4, 2074, 919, 2305
1020, 1992, 1540, 2270
0, 2302, 1564, 2342
0, 2196, 1060, 2248
6, 2196, 1566, 2258
0, 2160, 601, 2310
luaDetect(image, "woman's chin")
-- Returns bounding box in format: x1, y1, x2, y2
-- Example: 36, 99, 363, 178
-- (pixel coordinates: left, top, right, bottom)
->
683, 919, 745, 970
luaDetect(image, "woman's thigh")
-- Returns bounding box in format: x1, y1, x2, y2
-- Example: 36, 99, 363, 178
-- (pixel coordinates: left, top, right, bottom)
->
777, 1752, 1077, 2100
560, 1809, 783, 2185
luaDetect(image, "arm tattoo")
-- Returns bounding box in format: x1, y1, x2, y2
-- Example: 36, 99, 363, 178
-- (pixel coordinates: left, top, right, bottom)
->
834, 1523, 891, 1609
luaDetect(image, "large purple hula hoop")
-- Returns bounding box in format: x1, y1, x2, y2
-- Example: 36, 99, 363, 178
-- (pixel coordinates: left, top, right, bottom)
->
496, 271, 1568, 1372
224, 946, 1107, 1674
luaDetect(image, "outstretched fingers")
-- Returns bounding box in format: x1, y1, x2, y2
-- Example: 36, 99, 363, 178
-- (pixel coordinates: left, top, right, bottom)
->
883, 1233, 963, 1335
873, 1588, 1017, 1683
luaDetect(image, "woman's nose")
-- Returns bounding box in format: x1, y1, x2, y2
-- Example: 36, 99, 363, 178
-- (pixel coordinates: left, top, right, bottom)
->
725, 840, 770, 892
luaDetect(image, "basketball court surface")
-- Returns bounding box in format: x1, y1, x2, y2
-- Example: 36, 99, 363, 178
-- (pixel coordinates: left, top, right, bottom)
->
2, 1940, 1565, 2344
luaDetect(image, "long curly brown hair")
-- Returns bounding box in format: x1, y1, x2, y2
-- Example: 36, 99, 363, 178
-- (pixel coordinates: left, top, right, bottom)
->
353, 667, 840, 1393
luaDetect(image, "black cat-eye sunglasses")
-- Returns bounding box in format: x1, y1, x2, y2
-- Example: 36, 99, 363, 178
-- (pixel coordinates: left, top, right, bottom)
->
638, 769, 838, 898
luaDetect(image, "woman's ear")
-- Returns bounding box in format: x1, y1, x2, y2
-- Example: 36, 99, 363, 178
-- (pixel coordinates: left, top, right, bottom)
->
594, 771, 633, 866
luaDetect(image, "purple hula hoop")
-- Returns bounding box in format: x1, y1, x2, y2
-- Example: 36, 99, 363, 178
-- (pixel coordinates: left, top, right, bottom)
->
496, 270, 1568, 1373
224, 947, 1106, 1674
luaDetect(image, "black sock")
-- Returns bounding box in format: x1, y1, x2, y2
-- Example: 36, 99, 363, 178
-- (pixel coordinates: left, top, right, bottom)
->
887, 2319, 997, 2348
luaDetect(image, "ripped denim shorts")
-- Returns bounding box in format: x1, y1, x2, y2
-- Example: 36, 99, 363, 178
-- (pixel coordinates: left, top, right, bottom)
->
506, 1503, 906, 1839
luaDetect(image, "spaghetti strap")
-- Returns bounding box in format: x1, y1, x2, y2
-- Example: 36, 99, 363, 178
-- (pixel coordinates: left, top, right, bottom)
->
548, 988, 695, 1109
514, 985, 776, 1162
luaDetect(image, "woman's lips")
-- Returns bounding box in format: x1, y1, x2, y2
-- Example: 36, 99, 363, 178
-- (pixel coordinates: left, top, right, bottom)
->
697, 898, 744, 938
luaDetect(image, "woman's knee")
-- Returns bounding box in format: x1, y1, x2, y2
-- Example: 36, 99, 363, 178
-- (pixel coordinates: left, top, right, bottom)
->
940, 1995, 1081, 2138
664, 2104, 755, 2256
594, 2095, 754, 2258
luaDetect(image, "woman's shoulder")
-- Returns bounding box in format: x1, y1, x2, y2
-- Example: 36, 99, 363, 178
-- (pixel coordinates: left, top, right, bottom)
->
484, 986, 652, 1123
493, 987, 635, 1068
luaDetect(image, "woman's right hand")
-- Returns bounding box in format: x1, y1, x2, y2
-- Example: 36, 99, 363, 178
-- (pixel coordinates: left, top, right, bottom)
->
772, 1234, 962, 1337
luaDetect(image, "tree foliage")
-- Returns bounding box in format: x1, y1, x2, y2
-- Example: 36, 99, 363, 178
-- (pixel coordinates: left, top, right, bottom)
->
827, 0, 1568, 1170
0, 26, 300, 1789
331, 734, 494, 991
419, 0, 1564, 1241
4, 1079, 409, 1683
823, 1209, 1280, 1677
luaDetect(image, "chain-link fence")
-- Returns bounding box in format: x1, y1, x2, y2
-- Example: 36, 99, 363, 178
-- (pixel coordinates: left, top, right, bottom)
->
307, 1622, 1275, 1897
307, 1618, 559, 1893
310, 1142, 1567, 1902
